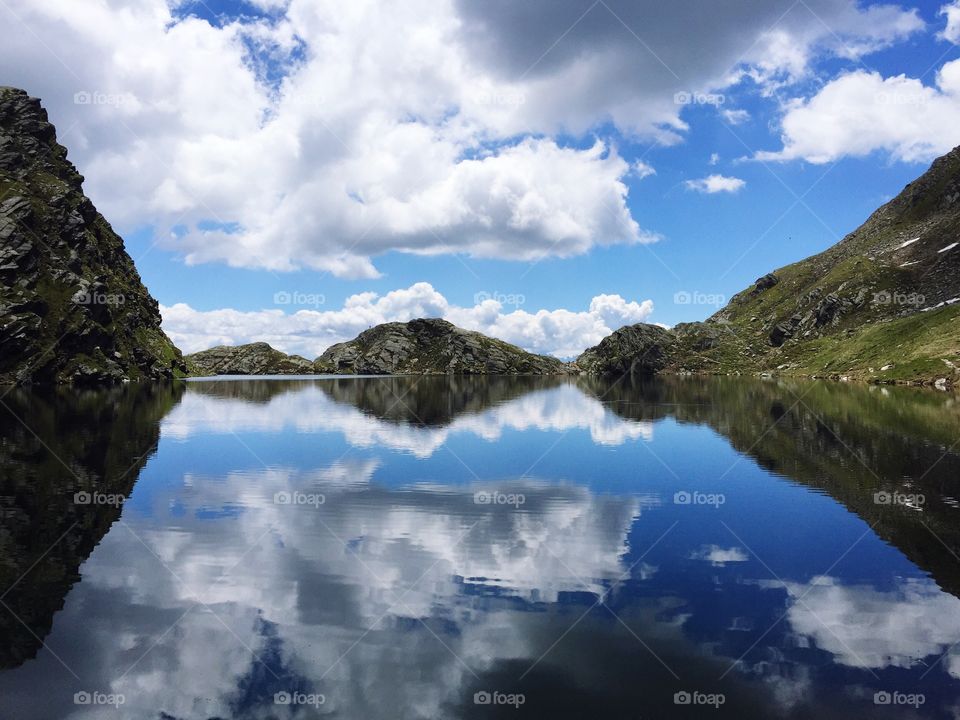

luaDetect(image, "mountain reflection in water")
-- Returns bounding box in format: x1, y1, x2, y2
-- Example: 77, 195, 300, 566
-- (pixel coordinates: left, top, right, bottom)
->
0, 375, 958, 719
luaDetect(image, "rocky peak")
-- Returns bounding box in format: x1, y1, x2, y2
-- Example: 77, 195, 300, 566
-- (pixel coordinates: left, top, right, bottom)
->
185, 343, 317, 376
0, 89, 80, 189
574, 323, 675, 375
0, 87, 185, 383
315, 318, 571, 375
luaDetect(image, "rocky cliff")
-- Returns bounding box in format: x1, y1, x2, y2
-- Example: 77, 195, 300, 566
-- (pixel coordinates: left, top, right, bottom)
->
185, 342, 317, 376
577, 147, 960, 386
0, 87, 185, 383
315, 318, 570, 375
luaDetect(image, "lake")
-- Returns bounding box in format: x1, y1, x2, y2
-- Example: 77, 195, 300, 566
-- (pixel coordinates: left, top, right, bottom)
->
1, 375, 959, 718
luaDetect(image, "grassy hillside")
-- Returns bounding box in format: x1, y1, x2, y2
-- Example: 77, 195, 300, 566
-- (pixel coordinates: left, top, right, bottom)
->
694, 146, 960, 386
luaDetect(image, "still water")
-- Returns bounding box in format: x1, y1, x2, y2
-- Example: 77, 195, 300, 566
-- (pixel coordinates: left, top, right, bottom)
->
1, 376, 959, 718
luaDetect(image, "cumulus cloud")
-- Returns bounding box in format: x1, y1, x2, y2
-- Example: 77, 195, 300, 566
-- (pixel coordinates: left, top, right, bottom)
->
0, 0, 925, 276
729, 3, 922, 94
755, 60, 960, 164
684, 174, 746, 194
161, 282, 654, 358
456, 0, 921, 128
941, 1, 960, 44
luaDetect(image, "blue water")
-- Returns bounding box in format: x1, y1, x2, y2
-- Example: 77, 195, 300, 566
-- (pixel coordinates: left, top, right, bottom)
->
0, 375, 958, 718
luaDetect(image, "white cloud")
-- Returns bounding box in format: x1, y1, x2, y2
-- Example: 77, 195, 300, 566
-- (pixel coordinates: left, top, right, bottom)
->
721, 108, 751, 125
631, 159, 657, 179
941, 1, 960, 44
709, 152, 720, 165
756, 60, 960, 164
734, 3, 923, 92
690, 545, 749, 566
161, 282, 654, 358
0, 0, 925, 275
782, 576, 960, 675
684, 174, 746, 194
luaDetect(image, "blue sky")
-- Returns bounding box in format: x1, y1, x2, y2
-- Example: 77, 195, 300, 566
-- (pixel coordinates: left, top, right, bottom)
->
2, 0, 958, 357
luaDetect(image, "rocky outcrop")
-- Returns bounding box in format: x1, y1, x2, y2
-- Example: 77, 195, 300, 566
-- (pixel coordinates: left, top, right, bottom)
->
315, 318, 570, 375
574, 323, 675, 375
185, 342, 317, 376
573, 320, 755, 376
751, 273, 779, 294
0, 87, 185, 383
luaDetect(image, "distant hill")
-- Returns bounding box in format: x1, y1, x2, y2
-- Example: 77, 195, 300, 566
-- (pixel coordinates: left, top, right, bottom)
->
185, 342, 317, 376
314, 318, 571, 375
184, 320, 571, 376
576, 146, 960, 388
0, 88, 185, 383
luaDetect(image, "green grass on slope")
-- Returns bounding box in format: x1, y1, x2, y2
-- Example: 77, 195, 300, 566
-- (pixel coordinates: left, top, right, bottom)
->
775, 304, 960, 383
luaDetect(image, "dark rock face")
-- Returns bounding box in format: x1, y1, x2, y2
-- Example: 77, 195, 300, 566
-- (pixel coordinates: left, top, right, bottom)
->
315, 318, 570, 375
0, 87, 185, 383
185, 342, 317, 376
813, 293, 848, 327
752, 273, 779, 293
574, 323, 675, 375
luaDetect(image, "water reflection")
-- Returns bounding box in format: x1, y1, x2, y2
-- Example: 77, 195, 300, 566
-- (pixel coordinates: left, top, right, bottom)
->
167, 377, 654, 453
0, 376, 959, 718
0, 383, 183, 670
